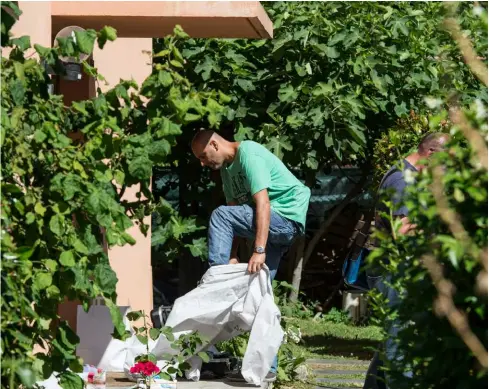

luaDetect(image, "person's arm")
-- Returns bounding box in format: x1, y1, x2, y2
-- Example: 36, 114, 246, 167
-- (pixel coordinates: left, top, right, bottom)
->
389, 176, 417, 236
398, 216, 416, 235
241, 153, 271, 273
248, 189, 270, 273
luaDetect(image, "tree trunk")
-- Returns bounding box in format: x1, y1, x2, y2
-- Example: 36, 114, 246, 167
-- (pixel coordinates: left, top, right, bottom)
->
289, 236, 305, 302
288, 172, 369, 302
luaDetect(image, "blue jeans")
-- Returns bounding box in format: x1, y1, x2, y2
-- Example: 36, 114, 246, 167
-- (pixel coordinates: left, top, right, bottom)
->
363, 274, 412, 389
208, 204, 299, 373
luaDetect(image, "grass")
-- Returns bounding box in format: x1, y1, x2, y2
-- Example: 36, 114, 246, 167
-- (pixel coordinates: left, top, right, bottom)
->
285, 316, 383, 361
276, 316, 382, 389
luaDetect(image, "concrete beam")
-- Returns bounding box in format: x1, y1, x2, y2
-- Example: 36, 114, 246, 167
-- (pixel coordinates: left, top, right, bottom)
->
51, 1, 273, 39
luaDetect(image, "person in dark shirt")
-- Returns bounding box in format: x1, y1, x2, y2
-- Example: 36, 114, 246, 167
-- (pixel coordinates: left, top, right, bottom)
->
364, 133, 450, 389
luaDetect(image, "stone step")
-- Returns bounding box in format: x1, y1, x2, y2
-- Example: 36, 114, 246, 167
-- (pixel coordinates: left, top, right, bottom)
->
314, 369, 366, 376
316, 377, 364, 385
314, 386, 358, 389
307, 358, 369, 366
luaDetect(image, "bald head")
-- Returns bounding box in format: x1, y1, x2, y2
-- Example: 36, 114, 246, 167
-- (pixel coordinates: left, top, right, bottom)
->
191, 130, 217, 153
191, 130, 234, 170
418, 132, 451, 156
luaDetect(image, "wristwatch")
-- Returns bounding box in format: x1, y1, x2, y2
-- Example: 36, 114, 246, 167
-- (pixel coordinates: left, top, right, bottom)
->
254, 246, 266, 254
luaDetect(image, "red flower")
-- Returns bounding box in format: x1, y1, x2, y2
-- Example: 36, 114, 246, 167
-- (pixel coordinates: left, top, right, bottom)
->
130, 361, 160, 377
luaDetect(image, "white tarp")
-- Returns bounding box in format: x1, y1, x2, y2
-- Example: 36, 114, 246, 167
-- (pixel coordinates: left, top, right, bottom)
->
142, 264, 284, 386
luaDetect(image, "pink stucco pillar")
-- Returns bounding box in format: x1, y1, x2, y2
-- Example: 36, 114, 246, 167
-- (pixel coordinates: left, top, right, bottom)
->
93, 39, 154, 316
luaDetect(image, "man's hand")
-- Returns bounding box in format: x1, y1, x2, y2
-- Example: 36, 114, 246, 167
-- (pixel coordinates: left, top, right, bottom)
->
229, 257, 239, 265
248, 252, 266, 273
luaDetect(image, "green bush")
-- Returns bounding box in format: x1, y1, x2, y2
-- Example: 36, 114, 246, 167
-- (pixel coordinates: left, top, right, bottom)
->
273, 280, 315, 319
322, 307, 352, 325
369, 101, 488, 388
1, 4, 226, 387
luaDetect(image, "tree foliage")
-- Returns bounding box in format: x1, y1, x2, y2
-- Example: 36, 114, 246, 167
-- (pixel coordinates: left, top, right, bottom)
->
157, 1, 486, 173
1, 3, 227, 386
151, 1, 487, 299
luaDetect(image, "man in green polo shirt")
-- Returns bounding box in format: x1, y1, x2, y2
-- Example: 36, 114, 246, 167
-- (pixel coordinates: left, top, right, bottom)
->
191, 130, 310, 382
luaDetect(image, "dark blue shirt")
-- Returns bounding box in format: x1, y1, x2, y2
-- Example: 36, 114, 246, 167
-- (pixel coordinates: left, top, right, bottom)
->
375, 159, 418, 234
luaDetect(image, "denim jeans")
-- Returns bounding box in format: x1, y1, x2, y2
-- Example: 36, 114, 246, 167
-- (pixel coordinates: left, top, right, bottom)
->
363, 274, 412, 389
208, 204, 299, 373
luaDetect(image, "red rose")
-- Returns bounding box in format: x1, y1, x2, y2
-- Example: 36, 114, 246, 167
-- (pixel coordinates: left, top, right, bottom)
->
130, 360, 159, 377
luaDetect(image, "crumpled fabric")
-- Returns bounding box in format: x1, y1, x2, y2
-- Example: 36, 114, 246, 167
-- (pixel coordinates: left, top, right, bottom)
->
151, 264, 283, 386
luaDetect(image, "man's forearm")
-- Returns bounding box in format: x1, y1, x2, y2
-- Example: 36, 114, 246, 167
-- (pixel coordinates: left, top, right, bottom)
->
255, 198, 270, 249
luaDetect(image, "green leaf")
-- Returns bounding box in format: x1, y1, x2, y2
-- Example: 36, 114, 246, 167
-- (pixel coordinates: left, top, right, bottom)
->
128, 155, 152, 179
73, 239, 89, 255
59, 251, 75, 267
105, 297, 129, 340
14, 61, 25, 82
148, 140, 171, 158
34, 44, 51, 57
218, 91, 232, 104
69, 357, 84, 374
325, 46, 340, 59
136, 334, 148, 345
394, 102, 408, 116
59, 371, 84, 389
126, 310, 144, 321
44, 259, 58, 272
11, 79, 25, 105
158, 71, 173, 87
34, 130, 47, 143
186, 238, 207, 258
173, 25, 189, 39
149, 328, 161, 341
266, 136, 293, 159
329, 32, 346, 46
97, 26, 117, 49
16, 363, 37, 388
11, 36, 31, 51
25, 212, 36, 224
198, 352, 210, 363
35, 203, 46, 216
236, 79, 255, 92
155, 118, 182, 137
72, 101, 88, 116
170, 60, 183, 68
49, 215, 64, 236
46, 285, 60, 298
34, 272, 53, 290
56, 36, 76, 58
325, 133, 334, 148
122, 232, 137, 245
114, 170, 125, 186
95, 262, 118, 294
278, 84, 298, 103
74, 29, 97, 54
